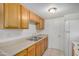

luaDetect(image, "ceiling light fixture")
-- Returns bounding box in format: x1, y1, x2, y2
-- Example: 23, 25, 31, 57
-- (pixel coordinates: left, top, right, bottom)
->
48, 7, 57, 14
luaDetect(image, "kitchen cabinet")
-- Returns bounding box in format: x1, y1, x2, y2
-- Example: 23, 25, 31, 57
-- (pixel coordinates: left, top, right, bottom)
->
4, 3, 21, 28
35, 15, 40, 23
40, 18, 44, 29
16, 49, 28, 56
30, 10, 44, 30
40, 39, 45, 55
0, 3, 44, 29
33, 39, 45, 56
16, 36, 48, 56
0, 4, 4, 29
21, 5, 29, 29
36, 37, 48, 56
30, 11, 39, 23
36, 23, 40, 29
36, 18, 44, 30
27, 45, 36, 56
44, 37, 48, 50
35, 41, 41, 56
0, 3, 29, 29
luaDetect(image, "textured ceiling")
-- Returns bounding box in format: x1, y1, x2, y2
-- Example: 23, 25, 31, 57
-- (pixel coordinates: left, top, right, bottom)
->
23, 3, 79, 19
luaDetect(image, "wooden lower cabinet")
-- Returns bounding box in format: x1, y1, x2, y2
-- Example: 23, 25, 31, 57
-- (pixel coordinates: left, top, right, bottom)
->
40, 39, 45, 55
35, 41, 41, 56
35, 37, 48, 56
16, 36, 48, 56
27, 44, 36, 56
44, 37, 48, 50
16, 49, 28, 56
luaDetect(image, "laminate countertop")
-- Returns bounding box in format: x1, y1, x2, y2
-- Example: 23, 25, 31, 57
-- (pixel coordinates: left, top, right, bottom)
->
0, 34, 47, 56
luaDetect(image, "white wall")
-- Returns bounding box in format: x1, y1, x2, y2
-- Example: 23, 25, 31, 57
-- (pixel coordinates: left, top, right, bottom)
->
64, 13, 79, 56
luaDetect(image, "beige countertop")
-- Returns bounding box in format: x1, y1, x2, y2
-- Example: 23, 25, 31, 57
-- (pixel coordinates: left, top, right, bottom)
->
0, 34, 47, 56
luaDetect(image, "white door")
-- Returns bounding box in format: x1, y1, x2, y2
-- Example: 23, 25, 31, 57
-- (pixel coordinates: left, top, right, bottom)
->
47, 17, 65, 51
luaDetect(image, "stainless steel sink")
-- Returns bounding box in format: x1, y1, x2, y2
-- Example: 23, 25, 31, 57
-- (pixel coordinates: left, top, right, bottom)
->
28, 34, 45, 41
28, 36, 42, 41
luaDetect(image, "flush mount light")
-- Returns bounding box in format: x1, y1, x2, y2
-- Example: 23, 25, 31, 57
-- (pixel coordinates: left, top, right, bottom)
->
48, 7, 57, 14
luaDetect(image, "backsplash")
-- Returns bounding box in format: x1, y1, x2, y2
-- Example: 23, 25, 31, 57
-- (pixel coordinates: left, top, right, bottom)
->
0, 24, 44, 39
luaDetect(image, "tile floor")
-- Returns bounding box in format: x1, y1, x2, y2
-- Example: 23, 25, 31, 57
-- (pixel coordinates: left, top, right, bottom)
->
43, 48, 64, 56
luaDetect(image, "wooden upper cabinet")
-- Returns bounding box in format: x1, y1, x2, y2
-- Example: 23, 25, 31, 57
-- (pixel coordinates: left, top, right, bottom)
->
0, 3, 44, 29
0, 4, 4, 29
30, 11, 39, 23
36, 17, 44, 30
3, 3, 29, 29
36, 23, 40, 30
4, 3, 21, 29
30, 11, 35, 22
21, 5, 29, 29
30, 11, 44, 30
39, 18, 44, 29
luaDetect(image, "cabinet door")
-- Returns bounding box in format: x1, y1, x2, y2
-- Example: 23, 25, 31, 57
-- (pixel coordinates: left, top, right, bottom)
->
35, 41, 41, 56
39, 18, 44, 29
16, 49, 28, 56
30, 11, 35, 22
36, 18, 44, 30
28, 45, 35, 56
4, 3, 21, 29
46, 37, 48, 49
36, 39, 47, 56
40, 19, 44, 29
0, 4, 4, 29
21, 5, 29, 29
36, 23, 40, 29
41, 39, 45, 55
44, 38, 46, 50
44, 37, 48, 50
30, 11, 38, 23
